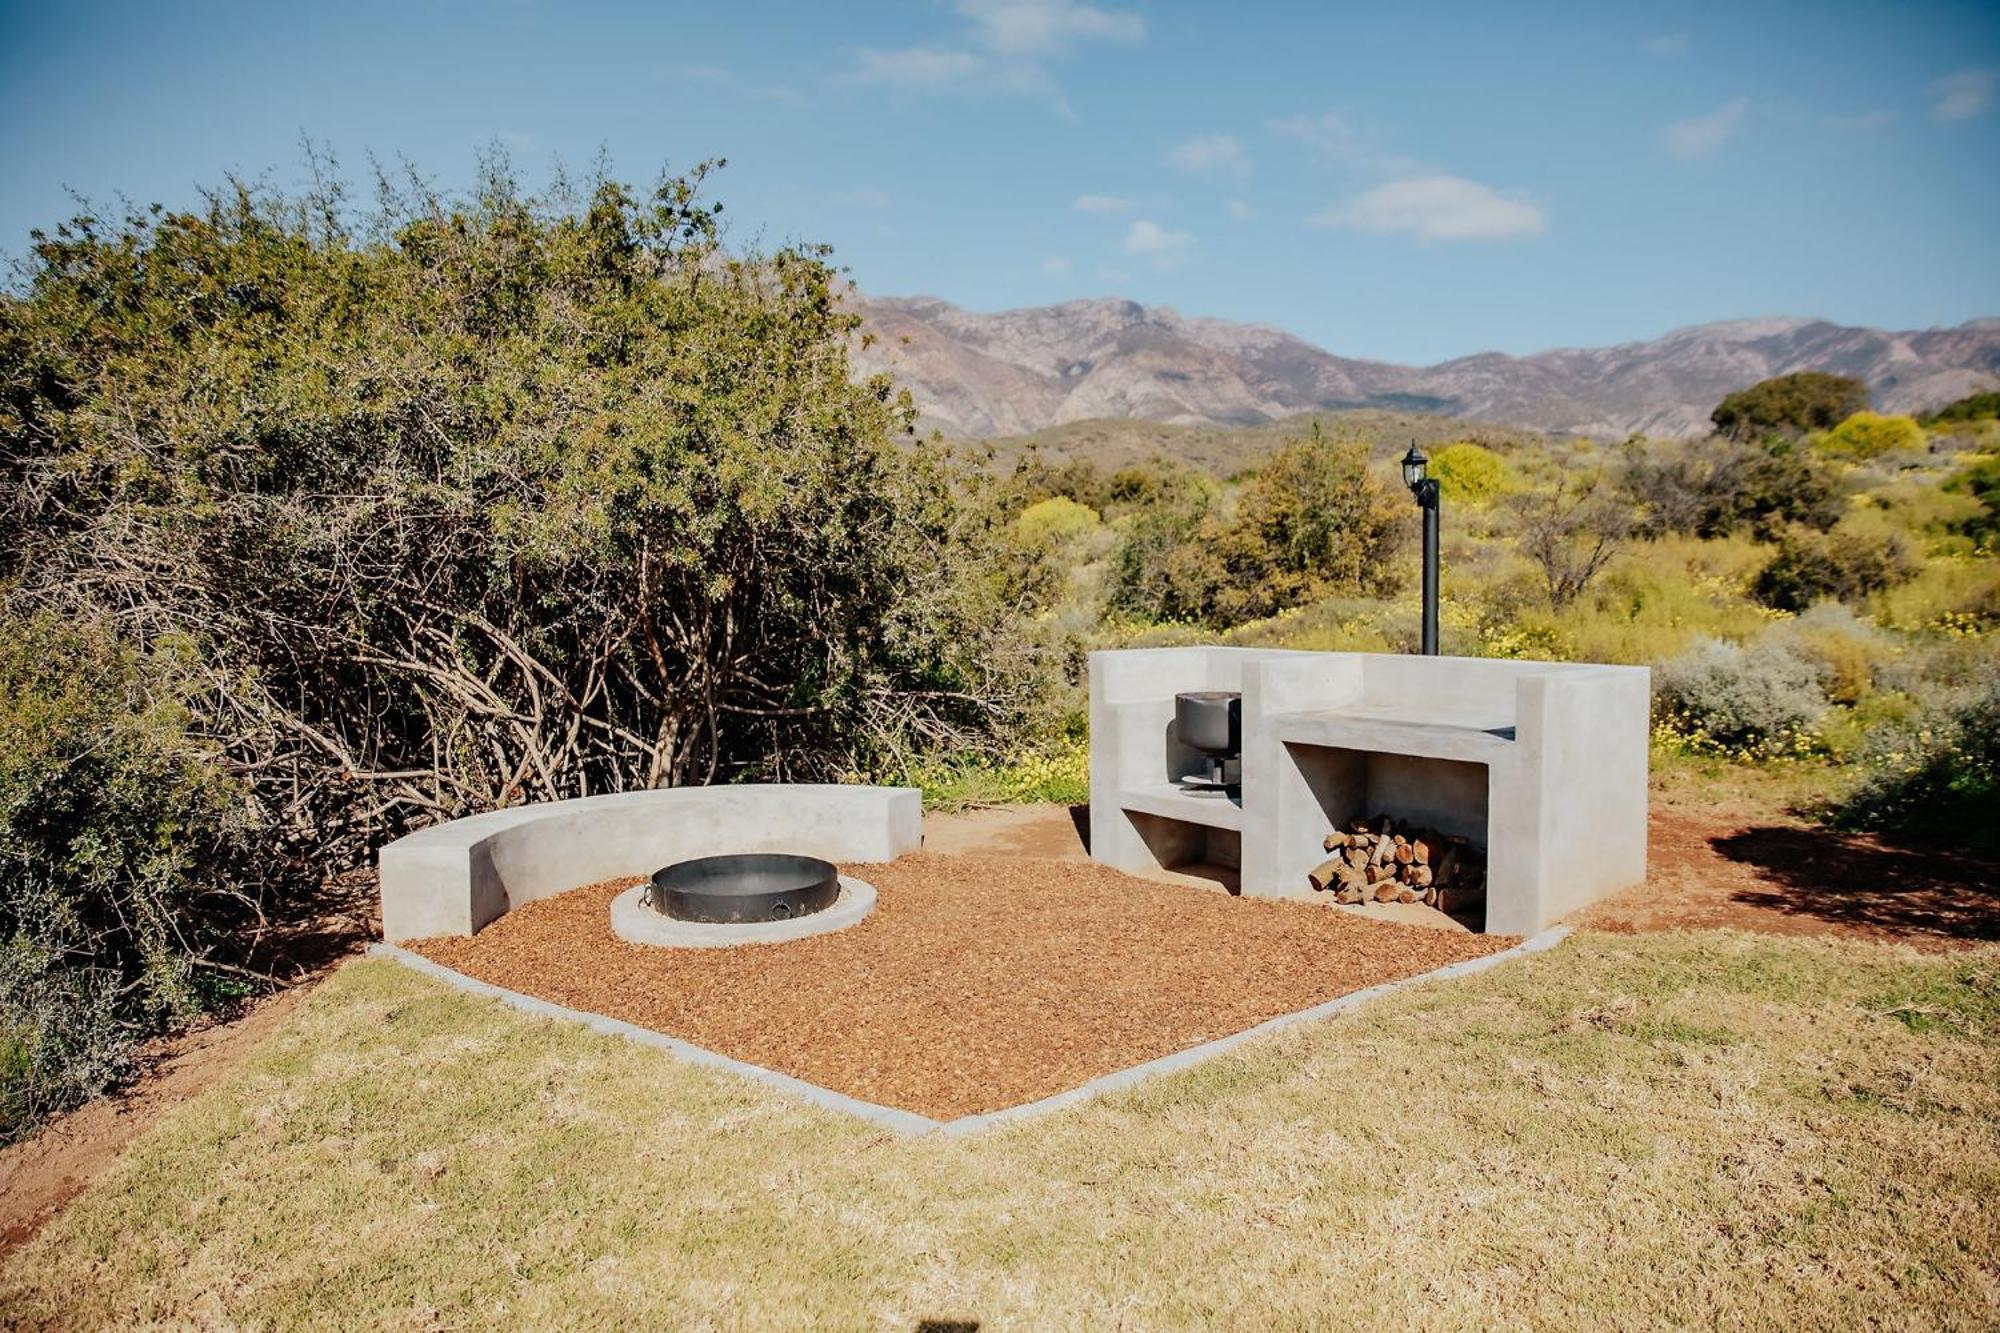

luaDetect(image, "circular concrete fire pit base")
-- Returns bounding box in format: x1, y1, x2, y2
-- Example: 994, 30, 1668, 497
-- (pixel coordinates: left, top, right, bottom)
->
609, 876, 876, 948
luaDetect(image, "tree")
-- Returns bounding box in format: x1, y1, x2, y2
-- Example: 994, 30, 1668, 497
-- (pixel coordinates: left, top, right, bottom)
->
1104, 463, 1223, 623
0, 155, 1052, 865
1103, 430, 1405, 629
1509, 471, 1630, 610
1711, 372, 1869, 440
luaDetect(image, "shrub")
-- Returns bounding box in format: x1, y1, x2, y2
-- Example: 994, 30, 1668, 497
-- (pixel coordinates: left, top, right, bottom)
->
0, 614, 264, 1141
1923, 391, 2000, 426
1945, 455, 2000, 546
1833, 678, 2000, 852
1209, 426, 1405, 624
1507, 471, 1630, 610
1105, 465, 1224, 624
1752, 523, 1918, 612
1105, 429, 1403, 629
1712, 372, 1869, 441
1621, 436, 1845, 539
1015, 495, 1102, 548
1816, 411, 1926, 461
1655, 636, 1829, 757
1430, 442, 1514, 505
1767, 604, 1890, 706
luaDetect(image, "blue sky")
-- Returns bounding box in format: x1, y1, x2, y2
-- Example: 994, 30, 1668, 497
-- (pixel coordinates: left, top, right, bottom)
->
2, 0, 1996, 363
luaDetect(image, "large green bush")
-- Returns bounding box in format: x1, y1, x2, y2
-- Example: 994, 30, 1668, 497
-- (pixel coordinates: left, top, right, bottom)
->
0, 158, 1048, 866
1752, 523, 1918, 612
1622, 435, 1845, 539
1712, 372, 1869, 441
0, 614, 262, 1140
1106, 430, 1403, 628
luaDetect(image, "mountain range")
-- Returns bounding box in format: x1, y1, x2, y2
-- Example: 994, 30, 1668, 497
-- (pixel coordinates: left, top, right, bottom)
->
846, 293, 2000, 440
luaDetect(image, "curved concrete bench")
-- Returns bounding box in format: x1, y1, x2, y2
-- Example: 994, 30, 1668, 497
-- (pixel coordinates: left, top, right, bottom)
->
379, 784, 922, 943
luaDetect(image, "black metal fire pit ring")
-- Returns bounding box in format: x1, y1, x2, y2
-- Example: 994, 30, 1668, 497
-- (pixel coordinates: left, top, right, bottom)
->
646, 853, 841, 924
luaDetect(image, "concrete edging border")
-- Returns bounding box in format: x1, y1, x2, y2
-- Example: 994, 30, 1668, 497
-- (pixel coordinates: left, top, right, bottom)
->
368, 924, 1572, 1138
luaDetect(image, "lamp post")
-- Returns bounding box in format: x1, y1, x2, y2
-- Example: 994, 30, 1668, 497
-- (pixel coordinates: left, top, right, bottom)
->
1401, 442, 1440, 656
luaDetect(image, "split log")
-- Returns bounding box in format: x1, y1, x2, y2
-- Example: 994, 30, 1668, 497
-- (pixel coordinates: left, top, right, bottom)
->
1307, 857, 1347, 892
1373, 882, 1399, 902
1323, 831, 1351, 851
1395, 886, 1418, 904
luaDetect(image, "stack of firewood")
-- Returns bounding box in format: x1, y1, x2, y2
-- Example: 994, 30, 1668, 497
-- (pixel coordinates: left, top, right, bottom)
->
1306, 816, 1486, 913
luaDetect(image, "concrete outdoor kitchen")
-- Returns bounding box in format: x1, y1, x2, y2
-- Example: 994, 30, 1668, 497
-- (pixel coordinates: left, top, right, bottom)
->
1089, 647, 1650, 934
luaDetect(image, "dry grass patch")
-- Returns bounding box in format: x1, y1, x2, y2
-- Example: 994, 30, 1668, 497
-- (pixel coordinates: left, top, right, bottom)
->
3, 932, 1996, 1329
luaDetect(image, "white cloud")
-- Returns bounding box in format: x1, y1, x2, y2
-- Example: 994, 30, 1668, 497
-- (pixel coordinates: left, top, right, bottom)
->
1266, 111, 1419, 175
1168, 133, 1248, 177
1120, 218, 1194, 265
1072, 193, 1130, 213
1662, 97, 1749, 158
1929, 68, 1995, 122
1226, 199, 1253, 220
844, 0, 1141, 113
956, 0, 1144, 57
1312, 175, 1546, 242
849, 46, 984, 92
1041, 255, 1072, 274
1644, 32, 1690, 57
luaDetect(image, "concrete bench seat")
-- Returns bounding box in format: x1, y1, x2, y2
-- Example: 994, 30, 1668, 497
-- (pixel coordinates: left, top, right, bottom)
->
379, 783, 922, 943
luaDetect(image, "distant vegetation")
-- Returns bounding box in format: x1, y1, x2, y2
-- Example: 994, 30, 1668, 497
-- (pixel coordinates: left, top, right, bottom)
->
994, 374, 1998, 853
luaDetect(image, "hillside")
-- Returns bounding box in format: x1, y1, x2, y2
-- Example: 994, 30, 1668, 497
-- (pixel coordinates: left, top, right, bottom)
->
848, 294, 2000, 441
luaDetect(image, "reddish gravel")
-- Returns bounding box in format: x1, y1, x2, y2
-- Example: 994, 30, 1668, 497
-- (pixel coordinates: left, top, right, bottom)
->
409, 853, 1516, 1118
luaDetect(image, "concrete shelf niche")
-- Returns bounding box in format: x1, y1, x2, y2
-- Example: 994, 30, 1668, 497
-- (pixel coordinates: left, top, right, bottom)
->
1089, 647, 1648, 934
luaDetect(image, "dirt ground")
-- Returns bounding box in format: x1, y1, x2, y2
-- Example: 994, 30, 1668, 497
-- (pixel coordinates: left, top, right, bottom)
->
1574, 805, 2000, 948
932, 802, 2000, 950
410, 855, 1513, 1118
6, 795, 1992, 1257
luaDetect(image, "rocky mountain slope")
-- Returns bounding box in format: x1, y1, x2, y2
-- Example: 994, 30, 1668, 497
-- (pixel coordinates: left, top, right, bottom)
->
847, 293, 2000, 440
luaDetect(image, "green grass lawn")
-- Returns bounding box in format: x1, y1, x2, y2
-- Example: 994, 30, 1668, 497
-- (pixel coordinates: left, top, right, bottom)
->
4, 932, 1995, 1329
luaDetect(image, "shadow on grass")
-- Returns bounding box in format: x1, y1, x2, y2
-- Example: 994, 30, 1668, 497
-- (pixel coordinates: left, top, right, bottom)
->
1713, 825, 2000, 943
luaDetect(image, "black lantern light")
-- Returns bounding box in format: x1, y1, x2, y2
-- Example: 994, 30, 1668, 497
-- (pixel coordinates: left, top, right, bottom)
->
1401, 442, 1440, 656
